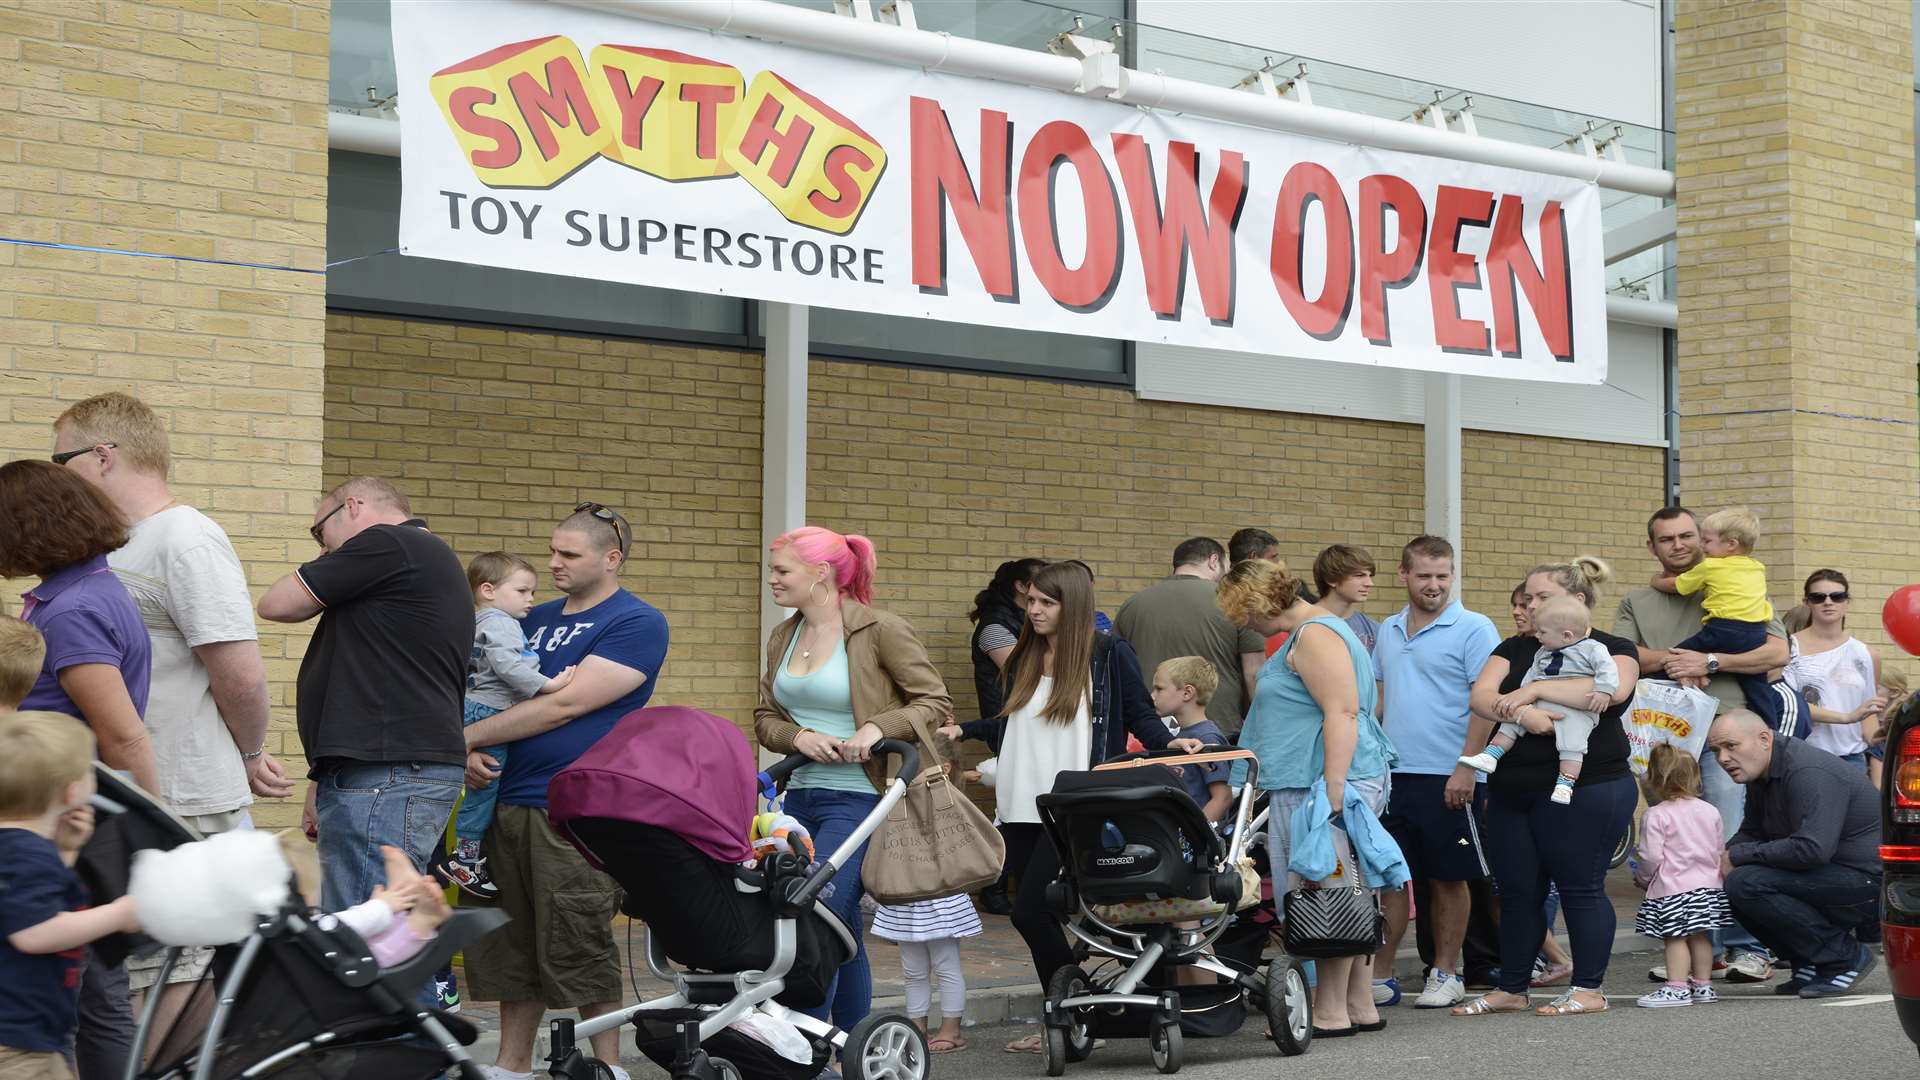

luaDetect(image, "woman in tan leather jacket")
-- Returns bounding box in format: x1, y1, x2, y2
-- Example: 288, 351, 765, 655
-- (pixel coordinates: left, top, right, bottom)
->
754, 525, 951, 1034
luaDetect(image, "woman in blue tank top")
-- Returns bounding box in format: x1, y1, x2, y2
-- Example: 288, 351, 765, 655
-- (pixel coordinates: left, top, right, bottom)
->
1217, 559, 1396, 1039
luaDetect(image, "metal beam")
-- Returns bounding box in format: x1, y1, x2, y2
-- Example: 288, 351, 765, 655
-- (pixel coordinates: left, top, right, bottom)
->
1423, 372, 1463, 587
1606, 294, 1677, 329
761, 302, 810, 655
550, 0, 1677, 197
330, 111, 400, 156
1603, 205, 1676, 264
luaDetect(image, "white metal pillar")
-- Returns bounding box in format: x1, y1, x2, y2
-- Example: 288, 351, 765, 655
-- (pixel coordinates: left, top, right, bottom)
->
1423, 372, 1464, 588
761, 301, 810, 655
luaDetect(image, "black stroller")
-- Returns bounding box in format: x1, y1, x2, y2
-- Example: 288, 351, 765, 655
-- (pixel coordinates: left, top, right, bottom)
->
546, 735, 931, 1080
1035, 749, 1312, 1076
86, 765, 502, 1080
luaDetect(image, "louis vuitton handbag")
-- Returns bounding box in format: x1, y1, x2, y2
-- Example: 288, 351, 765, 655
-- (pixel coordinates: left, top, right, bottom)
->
860, 715, 1006, 904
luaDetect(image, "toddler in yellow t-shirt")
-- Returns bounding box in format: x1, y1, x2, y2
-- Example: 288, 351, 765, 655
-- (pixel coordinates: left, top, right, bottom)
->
1651, 507, 1779, 715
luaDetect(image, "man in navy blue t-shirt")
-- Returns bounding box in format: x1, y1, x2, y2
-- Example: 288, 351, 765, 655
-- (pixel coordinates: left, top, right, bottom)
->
460, 504, 668, 1078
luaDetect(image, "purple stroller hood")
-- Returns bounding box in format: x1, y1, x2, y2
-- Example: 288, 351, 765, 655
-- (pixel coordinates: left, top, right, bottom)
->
548, 705, 756, 867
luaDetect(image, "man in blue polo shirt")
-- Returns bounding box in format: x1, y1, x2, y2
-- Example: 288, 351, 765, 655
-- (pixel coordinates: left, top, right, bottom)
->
1370, 535, 1501, 1010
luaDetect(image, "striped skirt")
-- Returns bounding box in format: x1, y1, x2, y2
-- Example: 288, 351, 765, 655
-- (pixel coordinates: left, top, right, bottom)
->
1635, 887, 1734, 939
871, 893, 984, 943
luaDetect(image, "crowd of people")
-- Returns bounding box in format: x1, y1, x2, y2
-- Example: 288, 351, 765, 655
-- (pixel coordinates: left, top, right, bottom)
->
0, 390, 1895, 1080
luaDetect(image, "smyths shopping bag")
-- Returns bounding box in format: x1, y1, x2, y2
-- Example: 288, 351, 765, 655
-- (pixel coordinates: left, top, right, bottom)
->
1624, 679, 1717, 775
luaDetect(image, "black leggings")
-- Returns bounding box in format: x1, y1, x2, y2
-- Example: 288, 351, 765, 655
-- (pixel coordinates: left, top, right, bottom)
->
1486, 774, 1636, 994
1003, 822, 1074, 985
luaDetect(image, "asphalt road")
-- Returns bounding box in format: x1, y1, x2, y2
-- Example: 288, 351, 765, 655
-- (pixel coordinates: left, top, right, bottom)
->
925, 947, 1915, 1080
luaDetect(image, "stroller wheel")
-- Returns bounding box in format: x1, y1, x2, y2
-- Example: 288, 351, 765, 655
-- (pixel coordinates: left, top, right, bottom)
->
709, 1057, 742, 1080
1149, 1021, 1182, 1074
1044, 965, 1096, 1063
844, 1012, 928, 1080
1264, 958, 1312, 1056
1044, 1026, 1068, 1078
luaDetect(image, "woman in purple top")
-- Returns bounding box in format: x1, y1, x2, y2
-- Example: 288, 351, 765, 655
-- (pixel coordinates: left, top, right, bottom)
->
0, 460, 157, 794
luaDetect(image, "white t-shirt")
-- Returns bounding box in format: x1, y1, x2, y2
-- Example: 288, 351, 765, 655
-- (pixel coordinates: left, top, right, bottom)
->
1784, 635, 1876, 757
110, 506, 257, 815
997, 675, 1091, 823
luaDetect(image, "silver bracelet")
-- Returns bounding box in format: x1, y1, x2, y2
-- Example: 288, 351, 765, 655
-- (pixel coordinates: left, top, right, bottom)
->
241, 749, 264, 761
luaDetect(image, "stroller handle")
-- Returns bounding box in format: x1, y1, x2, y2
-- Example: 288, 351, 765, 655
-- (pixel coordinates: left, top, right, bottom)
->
776, 738, 921, 912
761, 738, 923, 789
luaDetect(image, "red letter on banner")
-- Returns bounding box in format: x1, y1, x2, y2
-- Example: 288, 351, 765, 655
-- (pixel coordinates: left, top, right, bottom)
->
1112, 135, 1248, 324
678, 81, 737, 161
1019, 121, 1123, 311
1269, 162, 1355, 341
446, 87, 522, 170
1427, 185, 1495, 354
507, 55, 603, 162
1486, 197, 1574, 360
735, 94, 815, 186
1356, 175, 1427, 347
909, 97, 1016, 301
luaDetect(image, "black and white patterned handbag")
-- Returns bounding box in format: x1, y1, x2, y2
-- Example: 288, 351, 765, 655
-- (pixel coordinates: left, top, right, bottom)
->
1281, 858, 1386, 959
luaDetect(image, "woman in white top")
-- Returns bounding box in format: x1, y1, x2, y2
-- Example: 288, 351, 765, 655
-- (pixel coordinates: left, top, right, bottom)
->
938, 562, 1203, 1054
1783, 569, 1885, 770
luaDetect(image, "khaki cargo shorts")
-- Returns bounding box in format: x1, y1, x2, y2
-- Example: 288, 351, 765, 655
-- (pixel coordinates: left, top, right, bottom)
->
127, 808, 252, 993
0, 1047, 74, 1080
462, 804, 624, 1008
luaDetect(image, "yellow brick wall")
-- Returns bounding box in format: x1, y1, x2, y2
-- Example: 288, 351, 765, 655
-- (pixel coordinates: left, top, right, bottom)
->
321, 321, 1666, 759
0, 0, 329, 828
1676, 0, 1920, 669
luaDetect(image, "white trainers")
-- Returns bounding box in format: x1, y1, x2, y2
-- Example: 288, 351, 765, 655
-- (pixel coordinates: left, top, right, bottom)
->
480, 1067, 535, 1080
1413, 970, 1466, 1009
1690, 982, 1718, 1004
1549, 783, 1574, 805
1724, 950, 1775, 983
1636, 984, 1693, 1008
1457, 752, 1500, 773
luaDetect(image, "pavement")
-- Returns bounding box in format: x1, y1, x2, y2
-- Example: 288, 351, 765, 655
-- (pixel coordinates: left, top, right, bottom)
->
451, 866, 1782, 1073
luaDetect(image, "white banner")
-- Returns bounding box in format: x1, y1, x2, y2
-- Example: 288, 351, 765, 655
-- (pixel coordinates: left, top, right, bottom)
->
391, 2, 1608, 383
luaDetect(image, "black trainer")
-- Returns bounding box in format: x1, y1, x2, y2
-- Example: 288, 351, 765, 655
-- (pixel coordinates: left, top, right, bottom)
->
1797, 946, 1877, 999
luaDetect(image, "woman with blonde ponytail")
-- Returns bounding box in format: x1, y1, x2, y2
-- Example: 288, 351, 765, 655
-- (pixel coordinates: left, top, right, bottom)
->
1454, 555, 1641, 1019
754, 526, 953, 1032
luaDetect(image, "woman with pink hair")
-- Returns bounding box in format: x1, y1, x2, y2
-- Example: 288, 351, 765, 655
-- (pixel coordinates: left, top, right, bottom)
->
754, 525, 953, 1037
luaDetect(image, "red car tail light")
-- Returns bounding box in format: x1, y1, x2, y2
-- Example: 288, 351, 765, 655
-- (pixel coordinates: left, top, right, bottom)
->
1897, 729, 1920, 812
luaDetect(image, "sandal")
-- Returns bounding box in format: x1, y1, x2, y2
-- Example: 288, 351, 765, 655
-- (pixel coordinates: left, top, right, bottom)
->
1450, 993, 1531, 1017
1531, 962, 1573, 987
1003, 1033, 1044, 1054
1535, 989, 1608, 1016
929, 1037, 968, 1054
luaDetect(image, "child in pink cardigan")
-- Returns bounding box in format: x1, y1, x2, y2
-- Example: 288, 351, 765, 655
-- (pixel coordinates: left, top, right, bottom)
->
1633, 745, 1734, 1008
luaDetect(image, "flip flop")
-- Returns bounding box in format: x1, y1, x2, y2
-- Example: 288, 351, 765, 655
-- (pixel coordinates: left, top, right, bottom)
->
929, 1038, 968, 1054
1002, 1033, 1044, 1054
1535, 990, 1608, 1016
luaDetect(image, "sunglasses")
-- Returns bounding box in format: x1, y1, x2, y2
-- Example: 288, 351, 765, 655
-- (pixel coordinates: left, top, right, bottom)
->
1806, 590, 1849, 604
309, 501, 346, 547
574, 501, 631, 555
51, 442, 115, 466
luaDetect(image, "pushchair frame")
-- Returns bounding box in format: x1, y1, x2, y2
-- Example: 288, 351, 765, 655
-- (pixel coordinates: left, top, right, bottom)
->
82, 762, 502, 1080
1035, 748, 1312, 1075
547, 737, 931, 1080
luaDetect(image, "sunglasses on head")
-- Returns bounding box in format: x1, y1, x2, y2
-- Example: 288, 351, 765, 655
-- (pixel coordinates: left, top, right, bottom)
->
51, 442, 115, 466
1806, 590, 1849, 604
574, 501, 631, 555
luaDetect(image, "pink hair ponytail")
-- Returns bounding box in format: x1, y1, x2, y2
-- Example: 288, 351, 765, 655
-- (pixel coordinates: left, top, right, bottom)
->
770, 526, 877, 605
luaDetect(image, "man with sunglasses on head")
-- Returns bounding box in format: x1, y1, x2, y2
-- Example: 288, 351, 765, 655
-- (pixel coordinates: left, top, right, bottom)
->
458, 503, 668, 1080
1616, 504, 1791, 985
257, 476, 472, 1009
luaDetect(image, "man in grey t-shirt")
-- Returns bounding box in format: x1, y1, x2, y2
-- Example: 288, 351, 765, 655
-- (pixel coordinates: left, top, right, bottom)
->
1615, 505, 1788, 981
1114, 537, 1265, 736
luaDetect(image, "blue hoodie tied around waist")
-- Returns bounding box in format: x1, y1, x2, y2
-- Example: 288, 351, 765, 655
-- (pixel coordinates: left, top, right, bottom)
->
1287, 778, 1411, 890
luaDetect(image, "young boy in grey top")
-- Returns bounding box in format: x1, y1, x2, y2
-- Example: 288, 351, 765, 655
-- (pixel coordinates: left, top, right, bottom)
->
1460, 595, 1619, 805
433, 552, 573, 899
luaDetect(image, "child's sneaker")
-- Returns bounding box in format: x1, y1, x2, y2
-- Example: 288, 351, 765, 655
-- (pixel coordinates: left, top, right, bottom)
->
431, 849, 500, 901
1457, 752, 1501, 773
1689, 981, 1717, 1004
1635, 984, 1692, 1008
1550, 779, 1575, 805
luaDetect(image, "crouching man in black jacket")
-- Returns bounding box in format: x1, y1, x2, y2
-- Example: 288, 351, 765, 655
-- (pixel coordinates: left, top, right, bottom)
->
1706, 709, 1881, 998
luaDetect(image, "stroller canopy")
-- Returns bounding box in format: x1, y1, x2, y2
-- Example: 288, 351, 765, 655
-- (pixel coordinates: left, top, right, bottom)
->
550, 705, 757, 865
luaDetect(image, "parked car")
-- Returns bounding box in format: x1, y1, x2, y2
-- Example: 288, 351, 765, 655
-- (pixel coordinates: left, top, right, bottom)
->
1880, 694, 1920, 1056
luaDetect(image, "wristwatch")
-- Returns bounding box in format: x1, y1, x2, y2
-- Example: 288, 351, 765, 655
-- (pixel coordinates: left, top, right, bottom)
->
1705, 654, 1720, 675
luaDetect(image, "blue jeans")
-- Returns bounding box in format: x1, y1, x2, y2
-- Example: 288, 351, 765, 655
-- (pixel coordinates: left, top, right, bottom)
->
314, 760, 464, 1006
1487, 774, 1636, 994
784, 787, 880, 1031
455, 700, 507, 844
1699, 752, 1763, 954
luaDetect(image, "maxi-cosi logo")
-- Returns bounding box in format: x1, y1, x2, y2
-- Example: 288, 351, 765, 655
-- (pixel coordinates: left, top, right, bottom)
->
430, 36, 886, 235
